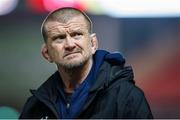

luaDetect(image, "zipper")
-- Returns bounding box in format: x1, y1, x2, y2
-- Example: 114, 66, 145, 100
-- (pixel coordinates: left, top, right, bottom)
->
67, 103, 70, 109
66, 102, 70, 114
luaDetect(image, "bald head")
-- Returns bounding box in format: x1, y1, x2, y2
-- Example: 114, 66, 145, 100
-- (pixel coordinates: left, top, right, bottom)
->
41, 7, 93, 42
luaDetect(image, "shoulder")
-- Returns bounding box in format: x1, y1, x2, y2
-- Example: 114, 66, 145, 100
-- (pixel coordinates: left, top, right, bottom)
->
116, 81, 153, 118
101, 61, 145, 104
19, 95, 40, 118
19, 71, 60, 118
117, 82, 145, 102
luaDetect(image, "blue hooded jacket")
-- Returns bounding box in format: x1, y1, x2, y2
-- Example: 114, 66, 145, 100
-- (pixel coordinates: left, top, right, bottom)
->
56, 50, 125, 118
19, 49, 153, 119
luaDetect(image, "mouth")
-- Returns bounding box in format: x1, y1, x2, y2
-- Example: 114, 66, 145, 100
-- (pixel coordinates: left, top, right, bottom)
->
63, 51, 81, 58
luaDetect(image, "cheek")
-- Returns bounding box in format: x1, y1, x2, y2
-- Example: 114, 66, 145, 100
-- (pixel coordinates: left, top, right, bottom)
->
86, 40, 94, 51
83, 42, 93, 55
49, 44, 63, 58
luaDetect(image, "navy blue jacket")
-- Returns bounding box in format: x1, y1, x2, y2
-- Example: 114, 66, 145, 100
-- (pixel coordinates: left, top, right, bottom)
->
19, 50, 153, 119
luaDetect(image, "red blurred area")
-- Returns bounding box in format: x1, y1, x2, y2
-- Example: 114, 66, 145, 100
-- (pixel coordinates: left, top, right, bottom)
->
136, 49, 180, 118
27, 0, 47, 13
43, 0, 86, 12
27, 0, 86, 13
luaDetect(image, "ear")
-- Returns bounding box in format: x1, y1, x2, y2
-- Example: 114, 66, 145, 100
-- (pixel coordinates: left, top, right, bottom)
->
90, 33, 98, 54
41, 44, 53, 63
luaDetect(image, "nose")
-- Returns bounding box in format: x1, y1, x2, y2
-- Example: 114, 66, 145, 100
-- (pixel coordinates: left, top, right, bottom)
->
64, 36, 76, 50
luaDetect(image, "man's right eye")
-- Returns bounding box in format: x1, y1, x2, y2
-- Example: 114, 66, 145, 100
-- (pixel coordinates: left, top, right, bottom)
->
52, 35, 66, 40
58, 35, 66, 39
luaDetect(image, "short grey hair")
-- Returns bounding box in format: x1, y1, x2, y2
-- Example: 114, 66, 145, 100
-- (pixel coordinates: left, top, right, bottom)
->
41, 7, 93, 42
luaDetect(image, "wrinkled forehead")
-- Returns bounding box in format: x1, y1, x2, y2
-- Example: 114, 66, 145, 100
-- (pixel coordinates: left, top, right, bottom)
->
45, 16, 88, 33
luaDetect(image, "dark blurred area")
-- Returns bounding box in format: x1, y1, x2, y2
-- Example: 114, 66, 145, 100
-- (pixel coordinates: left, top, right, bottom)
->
0, 0, 180, 118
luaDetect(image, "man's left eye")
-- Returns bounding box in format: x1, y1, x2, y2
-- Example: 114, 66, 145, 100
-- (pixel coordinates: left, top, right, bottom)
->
72, 32, 82, 37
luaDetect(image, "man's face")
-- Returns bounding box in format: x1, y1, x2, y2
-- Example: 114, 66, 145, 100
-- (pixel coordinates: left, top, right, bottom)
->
43, 15, 97, 69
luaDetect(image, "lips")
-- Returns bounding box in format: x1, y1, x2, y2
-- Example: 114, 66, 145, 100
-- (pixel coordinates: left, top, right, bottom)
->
63, 51, 81, 58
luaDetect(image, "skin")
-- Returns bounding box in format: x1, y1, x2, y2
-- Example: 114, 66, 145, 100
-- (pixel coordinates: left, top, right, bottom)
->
41, 15, 98, 93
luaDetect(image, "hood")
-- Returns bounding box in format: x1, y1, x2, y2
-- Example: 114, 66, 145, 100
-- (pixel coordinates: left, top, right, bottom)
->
89, 50, 134, 92
93, 50, 125, 75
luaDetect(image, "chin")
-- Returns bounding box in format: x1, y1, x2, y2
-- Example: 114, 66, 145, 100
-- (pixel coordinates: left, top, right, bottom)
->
62, 59, 88, 69
58, 54, 92, 69
62, 63, 83, 69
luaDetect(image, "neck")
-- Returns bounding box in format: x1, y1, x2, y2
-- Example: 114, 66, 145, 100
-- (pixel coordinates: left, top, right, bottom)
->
58, 59, 93, 93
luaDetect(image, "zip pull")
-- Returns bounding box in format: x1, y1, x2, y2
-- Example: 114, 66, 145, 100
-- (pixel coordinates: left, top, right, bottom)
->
65, 92, 72, 114
66, 103, 70, 114
67, 103, 70, 109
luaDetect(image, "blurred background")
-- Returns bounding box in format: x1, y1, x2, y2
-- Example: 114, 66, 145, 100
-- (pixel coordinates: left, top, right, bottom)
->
0, 0, 180, 118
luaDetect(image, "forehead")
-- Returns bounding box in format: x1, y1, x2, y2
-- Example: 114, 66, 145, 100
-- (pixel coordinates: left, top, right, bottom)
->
45, 16, 88, 33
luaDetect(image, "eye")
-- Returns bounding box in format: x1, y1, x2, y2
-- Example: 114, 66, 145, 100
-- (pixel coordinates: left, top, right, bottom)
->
71, 32, 83, 38
52, 34, 66, 41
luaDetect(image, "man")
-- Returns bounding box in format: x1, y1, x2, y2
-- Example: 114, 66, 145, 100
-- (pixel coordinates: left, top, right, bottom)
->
19, 7, 153, 119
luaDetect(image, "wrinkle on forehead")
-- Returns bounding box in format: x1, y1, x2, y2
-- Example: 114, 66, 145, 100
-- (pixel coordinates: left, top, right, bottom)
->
46, 20, 88, 36
46, 16, 88, 30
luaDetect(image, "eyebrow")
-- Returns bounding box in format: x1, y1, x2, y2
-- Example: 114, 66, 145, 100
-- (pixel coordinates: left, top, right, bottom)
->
68, 28, 84, 33
51, 34, 66, 40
